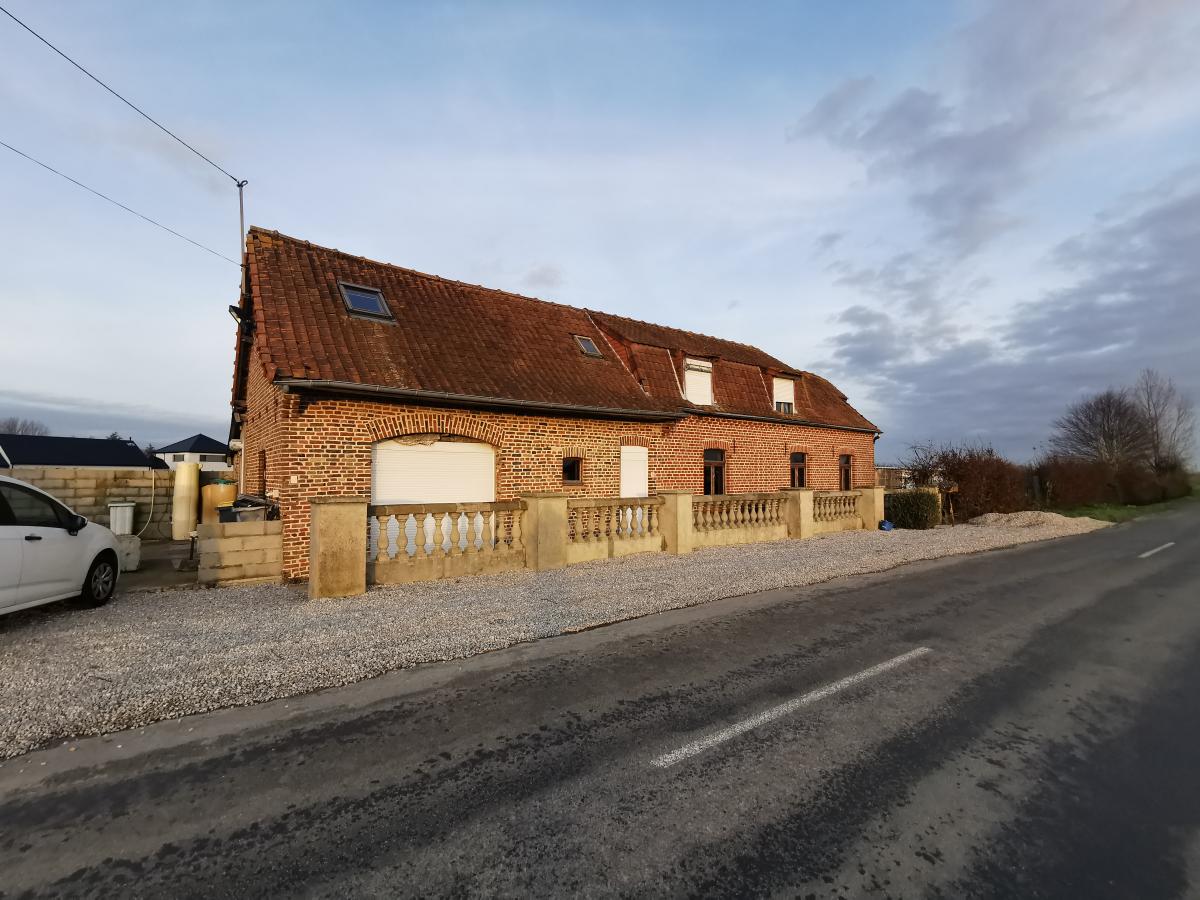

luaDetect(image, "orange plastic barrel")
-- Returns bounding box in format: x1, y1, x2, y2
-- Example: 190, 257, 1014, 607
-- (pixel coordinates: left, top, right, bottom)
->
201, 483, 237, 525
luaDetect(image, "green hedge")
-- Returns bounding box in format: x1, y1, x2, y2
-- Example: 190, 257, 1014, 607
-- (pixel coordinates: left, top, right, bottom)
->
884, 490, 941, 529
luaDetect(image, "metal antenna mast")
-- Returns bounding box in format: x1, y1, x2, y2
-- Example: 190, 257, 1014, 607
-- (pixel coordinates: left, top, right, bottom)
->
0, 3, 249, 261
237, 180, 248, 265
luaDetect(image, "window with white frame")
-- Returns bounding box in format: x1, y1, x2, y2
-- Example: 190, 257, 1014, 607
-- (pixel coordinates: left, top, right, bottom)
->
773, 377, 794, 414
683, 358, 714, 405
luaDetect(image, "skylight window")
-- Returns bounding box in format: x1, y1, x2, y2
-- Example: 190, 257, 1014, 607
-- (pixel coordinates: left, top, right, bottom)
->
338, 282, 392, 320
574, 335, 603, 357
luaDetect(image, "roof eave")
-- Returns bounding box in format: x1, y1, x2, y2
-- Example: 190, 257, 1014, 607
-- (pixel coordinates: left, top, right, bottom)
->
274, 379, 688, 422
688, 408, 881, 435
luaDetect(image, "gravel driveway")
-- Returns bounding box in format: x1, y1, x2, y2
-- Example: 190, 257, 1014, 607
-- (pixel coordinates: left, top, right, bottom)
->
0, 516, 1106, 760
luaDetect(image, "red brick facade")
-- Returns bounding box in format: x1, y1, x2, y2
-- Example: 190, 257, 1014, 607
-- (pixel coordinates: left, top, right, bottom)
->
230, 230, 882, 580
233, 382, 876, 579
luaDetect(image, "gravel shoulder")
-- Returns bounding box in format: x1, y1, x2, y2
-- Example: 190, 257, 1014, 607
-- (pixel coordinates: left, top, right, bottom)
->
0, 517, 1107, 760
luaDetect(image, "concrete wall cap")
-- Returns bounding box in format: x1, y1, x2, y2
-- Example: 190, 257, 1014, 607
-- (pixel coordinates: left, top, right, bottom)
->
310, 495, 369, 505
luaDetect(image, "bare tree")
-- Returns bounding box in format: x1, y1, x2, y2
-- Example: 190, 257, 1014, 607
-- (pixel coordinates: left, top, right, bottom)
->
1048, 388, 1150, 468
0, 417, 50, 435
1133, 368, 1195, 471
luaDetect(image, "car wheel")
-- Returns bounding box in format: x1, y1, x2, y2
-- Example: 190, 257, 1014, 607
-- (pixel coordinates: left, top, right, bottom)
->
80, 553, 118, 607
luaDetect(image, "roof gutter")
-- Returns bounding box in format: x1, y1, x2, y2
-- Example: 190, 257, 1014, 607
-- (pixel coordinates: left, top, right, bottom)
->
275, 379, 688, 422
692, 408, 881, 435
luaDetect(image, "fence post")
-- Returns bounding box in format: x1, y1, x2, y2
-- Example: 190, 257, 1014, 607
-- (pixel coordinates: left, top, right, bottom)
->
858, 487, 885, 531
658, 490, 694, 554
522, 493, 568, 571
782, 488, 814, 539
309, 496, 368, 599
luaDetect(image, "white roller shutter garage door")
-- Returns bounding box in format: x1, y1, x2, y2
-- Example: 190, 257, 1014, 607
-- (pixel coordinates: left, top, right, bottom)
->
371, 440, 496, 504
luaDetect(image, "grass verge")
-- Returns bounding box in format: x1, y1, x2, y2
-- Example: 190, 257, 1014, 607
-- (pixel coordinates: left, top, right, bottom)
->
1056, 486, 1197, 523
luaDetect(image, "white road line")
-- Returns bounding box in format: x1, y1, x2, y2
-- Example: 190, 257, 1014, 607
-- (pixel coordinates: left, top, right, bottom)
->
650, 646, 934, 769
1138, 542, 1176, 559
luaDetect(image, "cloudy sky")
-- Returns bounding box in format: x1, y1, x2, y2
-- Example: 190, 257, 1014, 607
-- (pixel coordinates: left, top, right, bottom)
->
1, 0, 1197, 461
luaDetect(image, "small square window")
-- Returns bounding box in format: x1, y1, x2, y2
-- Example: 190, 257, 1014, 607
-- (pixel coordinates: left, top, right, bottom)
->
562, 457, 583, 483
574, 335, 603, 357
338, 282, 392, 320
775, 401, 794, 414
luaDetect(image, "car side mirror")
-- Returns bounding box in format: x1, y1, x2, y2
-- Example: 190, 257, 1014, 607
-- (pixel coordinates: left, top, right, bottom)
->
68, 514, 88, 535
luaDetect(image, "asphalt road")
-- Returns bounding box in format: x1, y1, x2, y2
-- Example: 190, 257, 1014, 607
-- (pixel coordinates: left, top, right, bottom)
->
2, 504, 1198, 898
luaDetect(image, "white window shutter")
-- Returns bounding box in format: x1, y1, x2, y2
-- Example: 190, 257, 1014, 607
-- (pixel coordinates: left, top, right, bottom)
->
773, 377, 793, 406
684, 358, 713, 405
620, 445, 649, 498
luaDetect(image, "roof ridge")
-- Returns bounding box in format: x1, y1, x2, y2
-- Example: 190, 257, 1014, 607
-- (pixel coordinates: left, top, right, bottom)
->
248, 229, 792, 368
591, 309, 797, 369
248, 226, 589, 317
0, 433, 138, 443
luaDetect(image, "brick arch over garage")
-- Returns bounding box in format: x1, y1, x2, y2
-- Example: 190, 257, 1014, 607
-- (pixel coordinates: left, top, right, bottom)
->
366, 412, 505, 448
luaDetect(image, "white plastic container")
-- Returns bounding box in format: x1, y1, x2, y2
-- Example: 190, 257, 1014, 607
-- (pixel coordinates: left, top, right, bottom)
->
108, 501, 136, 535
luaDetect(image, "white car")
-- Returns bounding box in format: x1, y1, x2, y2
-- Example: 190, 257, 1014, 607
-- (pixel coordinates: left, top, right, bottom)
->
0, 474, 121, 615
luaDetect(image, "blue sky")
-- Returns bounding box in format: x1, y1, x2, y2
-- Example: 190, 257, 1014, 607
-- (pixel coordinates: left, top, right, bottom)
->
2, 0, 1197, 462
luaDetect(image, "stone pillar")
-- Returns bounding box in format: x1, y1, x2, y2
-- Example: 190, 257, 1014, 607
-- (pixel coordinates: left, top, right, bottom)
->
171, 462, 200, 540
782, 488, 814, 539
309, 496, 368, 599
658, 490, 694, 555
858, 487, 885, 531
522, 493, 568, 572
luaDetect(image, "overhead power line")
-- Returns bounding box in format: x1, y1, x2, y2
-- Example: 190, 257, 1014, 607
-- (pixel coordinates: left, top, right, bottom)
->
0, 2, 243, 185
0, 139, 239, 265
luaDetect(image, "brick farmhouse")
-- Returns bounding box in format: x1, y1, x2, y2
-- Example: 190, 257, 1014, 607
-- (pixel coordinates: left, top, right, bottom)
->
228, 229, 881, 579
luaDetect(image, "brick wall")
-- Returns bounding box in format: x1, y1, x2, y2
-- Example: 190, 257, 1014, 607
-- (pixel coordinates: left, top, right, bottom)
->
234, 381, 877, 579
236, 356, 296, 499
9, 466, 175, 539
660, 417, 875, 495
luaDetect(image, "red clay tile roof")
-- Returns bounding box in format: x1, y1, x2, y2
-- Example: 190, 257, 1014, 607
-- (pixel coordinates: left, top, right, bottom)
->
239, 228, 879, 432
590, 311, 800, 375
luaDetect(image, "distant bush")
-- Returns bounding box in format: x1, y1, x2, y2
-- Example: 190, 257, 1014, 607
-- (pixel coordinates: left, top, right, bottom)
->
904, 442, 1028, 521
1117, 464, 1194, 505
1034, 455, 1114, 508
884, 490, 941, 529
1033, 455, 1193, 508
1158, 467, 1194, 501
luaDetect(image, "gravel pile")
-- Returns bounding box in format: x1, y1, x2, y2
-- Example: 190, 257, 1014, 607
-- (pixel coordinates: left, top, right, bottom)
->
969, 510, 1102, 529
0, 517, 1108, 759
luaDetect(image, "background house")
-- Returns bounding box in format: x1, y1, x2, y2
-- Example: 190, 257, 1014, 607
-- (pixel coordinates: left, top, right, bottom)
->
0, 433, 173, 538
0, 434, 167, 471
154, 434, 230, 471
875, 466, 913, 490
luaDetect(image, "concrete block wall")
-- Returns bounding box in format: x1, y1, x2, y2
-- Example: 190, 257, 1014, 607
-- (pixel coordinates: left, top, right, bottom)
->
198, 520, 283, 584
9, 465, 176, 540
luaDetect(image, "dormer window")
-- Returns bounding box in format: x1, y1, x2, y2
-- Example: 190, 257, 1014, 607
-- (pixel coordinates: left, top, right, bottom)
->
773, 376, 794, 414
684, 358, 713, 405
574, 335, 603, 357
338, 282, 392, 321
